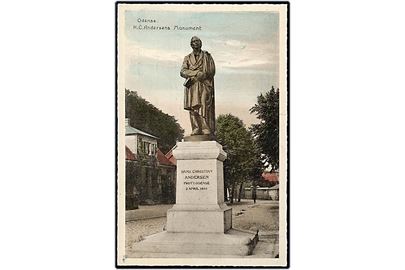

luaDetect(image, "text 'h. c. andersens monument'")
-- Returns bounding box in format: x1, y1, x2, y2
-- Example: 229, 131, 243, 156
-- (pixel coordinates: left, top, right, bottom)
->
132, 36, 258, 258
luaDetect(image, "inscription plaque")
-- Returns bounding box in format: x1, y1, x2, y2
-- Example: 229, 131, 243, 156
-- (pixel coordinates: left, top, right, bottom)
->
181, 169, 212, 191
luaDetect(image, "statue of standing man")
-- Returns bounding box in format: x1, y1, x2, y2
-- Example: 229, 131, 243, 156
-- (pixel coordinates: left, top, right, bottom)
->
181, 36, 216, 139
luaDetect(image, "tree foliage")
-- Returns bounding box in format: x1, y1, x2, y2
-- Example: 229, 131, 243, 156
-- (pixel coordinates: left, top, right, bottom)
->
125, 89, 184, 153
216, 114, 262, 203
250, 86, 279, 171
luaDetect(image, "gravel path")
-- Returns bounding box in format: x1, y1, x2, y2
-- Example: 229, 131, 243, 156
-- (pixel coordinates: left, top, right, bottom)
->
125, 217, 166, 251
126, 204, 173, 222
231, 200, 279, 232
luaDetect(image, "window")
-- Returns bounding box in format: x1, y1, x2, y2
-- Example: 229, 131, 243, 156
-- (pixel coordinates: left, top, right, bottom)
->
142, 142, 148, 154
137, 138, 143, 154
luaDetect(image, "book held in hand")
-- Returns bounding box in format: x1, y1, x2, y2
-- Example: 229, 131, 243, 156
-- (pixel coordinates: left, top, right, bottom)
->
183, 78, 193, 88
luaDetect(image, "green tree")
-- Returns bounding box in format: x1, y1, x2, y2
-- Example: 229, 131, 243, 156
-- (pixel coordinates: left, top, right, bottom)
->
216, 114, 262, 203
250, 86, 279, 171
125, 89, 184, 153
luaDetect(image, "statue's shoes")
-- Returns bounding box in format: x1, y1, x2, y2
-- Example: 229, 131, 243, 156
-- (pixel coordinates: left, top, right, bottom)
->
191, 128, 200, 135
201, 129, 210, 135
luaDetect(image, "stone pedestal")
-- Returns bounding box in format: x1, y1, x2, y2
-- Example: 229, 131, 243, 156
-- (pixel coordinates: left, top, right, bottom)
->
167, 141, 231, 233
132, 141, 257, 258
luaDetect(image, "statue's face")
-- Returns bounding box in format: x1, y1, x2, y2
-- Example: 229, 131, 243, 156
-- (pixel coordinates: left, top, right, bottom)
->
190, 38, 202, 50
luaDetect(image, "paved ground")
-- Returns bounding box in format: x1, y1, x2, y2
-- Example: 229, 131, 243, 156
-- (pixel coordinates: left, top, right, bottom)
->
125, 199, 279, 258
231, 200, 279, 233
126, 204, 173, 222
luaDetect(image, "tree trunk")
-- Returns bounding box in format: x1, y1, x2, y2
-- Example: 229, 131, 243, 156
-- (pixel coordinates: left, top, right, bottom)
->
230, 182, 235, 203
238, 182, 243, 202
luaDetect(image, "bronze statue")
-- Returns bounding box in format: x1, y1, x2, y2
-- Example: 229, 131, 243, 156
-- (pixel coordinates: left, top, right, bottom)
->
181, 36, 216, 138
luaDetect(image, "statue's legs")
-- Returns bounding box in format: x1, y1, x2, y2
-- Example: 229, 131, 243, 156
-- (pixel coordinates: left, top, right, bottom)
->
200, 88, 212, 135
189, 111, 201, 135
200, 116, 210, 135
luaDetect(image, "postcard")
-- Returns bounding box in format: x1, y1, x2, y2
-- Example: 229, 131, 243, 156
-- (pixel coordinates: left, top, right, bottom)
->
116, 2, 289, 267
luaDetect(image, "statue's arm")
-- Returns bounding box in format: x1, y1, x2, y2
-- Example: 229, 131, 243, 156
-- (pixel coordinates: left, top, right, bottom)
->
180, 56, 198, 78
206, 53, 215, 78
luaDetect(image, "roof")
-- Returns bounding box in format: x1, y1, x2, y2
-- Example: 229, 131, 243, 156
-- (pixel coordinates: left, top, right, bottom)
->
164, 147, 177, 165
157, 149, 175, 166
126, 146, 137, 161
262, 172, 279, 183
125, 125, 158, 139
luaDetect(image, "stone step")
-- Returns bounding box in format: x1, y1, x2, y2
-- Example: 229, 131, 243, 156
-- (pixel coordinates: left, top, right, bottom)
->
132, 229, 258, 257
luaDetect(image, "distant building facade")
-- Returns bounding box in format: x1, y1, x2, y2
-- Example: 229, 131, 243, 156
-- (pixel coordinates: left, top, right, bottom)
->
125, 119, 176, 209
244, 186, 279, 201
243, 172, 280, 201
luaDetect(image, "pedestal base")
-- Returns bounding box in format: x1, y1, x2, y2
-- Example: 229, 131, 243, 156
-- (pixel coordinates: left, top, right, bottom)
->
183, 134, 215, 141
132, 229, 259, 257
167, 203, 232, 233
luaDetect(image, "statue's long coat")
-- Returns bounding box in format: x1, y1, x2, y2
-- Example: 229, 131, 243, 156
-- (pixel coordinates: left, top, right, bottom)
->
180, 51, 216, 132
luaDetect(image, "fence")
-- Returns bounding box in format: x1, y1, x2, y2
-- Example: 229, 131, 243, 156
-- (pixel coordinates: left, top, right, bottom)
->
244, 186, 279, 201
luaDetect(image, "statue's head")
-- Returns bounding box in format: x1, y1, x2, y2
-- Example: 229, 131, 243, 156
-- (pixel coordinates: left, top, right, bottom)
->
190, 36, 202, 50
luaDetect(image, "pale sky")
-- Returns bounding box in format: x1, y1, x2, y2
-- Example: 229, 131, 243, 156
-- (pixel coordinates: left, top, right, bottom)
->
124, 10, 279, 135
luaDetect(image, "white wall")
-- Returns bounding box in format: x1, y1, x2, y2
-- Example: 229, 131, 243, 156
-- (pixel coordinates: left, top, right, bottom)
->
125, 134, 137, 155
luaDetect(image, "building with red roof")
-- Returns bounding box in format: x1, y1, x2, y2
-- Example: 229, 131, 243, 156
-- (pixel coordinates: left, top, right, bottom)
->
164, 146, 177, 166
261, 171, 279, 184
125, 119, 176, 208
157, 149, 173, 166
126, 146, 137, 161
